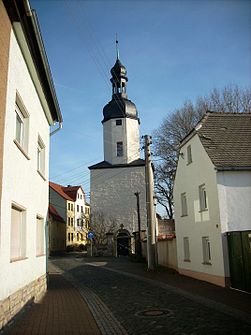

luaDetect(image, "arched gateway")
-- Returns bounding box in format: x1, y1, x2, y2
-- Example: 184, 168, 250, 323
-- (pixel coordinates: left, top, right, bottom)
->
116, 225, 131, 256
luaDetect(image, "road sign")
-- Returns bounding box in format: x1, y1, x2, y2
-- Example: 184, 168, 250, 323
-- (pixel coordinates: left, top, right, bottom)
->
88, 231, 94, 240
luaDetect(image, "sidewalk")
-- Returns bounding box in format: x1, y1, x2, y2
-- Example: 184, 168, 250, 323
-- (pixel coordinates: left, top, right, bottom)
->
3, 266, 101, 335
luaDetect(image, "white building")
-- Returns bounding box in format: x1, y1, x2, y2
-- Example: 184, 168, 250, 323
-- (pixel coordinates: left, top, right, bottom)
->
89, 48, 147, 256
0, 0, 62, 329
174, 112, 251, 291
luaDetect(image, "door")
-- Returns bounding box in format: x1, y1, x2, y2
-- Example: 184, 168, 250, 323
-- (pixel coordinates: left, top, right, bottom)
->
117, 233, 130, 256
227, 231, 251, 292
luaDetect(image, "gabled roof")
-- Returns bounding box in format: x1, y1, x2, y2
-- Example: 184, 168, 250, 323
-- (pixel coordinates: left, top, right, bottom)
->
63, 185, 85, 202
49, 182, 85, 201
49, 182, 72, 200
49, 204, 65, 223
89, 159, 145, 170
181, 112, 251, 170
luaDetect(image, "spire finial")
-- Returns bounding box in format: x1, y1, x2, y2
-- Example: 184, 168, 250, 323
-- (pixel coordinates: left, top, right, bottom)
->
116, 33, 119, 60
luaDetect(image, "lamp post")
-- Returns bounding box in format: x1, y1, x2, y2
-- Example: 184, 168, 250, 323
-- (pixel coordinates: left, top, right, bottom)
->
134, 191, 142, 258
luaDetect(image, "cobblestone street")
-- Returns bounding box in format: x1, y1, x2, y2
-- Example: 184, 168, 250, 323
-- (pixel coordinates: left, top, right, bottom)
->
52, 255, 251, 335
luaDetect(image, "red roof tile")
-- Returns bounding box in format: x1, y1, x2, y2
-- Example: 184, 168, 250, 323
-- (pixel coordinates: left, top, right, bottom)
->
49, 182, 86, 202
49, 182, 72, 200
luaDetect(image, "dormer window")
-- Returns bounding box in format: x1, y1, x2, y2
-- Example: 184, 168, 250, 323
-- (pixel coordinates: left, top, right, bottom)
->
116, 119, 122, 126
187, 145, 192, 164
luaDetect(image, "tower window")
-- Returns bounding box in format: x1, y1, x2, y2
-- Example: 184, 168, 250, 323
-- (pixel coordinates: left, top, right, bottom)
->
116, 142, 123, 157
116, 119, 122, 126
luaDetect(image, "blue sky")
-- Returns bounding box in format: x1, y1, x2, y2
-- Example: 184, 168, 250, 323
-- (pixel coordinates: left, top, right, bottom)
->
31, 0, 251, 203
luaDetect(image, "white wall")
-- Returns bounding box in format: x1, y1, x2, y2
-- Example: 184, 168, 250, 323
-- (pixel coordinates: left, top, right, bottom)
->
74, 188, 86, 229
0, 30, 49, 300
217, 171, 251, 232
90, 165, 147, 233
174, 134, 226, 279
103, 118, 140, 165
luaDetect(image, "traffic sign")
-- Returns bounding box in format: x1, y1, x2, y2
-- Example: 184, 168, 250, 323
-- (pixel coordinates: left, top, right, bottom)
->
88, 231, 94, 240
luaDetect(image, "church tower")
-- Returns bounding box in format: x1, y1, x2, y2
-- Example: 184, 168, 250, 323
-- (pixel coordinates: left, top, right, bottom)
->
102, 42, 140, 165
89, 42, 147, 256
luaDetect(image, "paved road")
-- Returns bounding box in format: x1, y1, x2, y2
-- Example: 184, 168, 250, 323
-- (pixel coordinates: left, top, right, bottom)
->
51, 256, 251, 335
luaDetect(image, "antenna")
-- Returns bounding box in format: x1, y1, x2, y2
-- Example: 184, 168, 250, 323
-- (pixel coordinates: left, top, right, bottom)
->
116, 33, 119, 60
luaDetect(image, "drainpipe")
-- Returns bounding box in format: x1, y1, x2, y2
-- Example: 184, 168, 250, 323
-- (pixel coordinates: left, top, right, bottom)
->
50, 122, 63, 136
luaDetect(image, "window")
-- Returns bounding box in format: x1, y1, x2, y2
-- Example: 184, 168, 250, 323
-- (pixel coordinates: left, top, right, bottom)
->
77, 233, 79, 241
68, 203, 70, 210
68, 217, 70, 225
181, 193, 188, 216
71, 204, 73, 211
71, 218, 73, 226
36, 216, 44, 256
81, 206, 83, 213
77, 205, 79, 212
199, 184, 208, 211
71, 233, 74, 241
37, 136, 45, 176
77, 219, 80, 226
202, 236, 211, 264
183, 237, 190, 261
116, 141, 123, 157
116, 119, 122, 126
10, 204, 26, 261
187, 145, 192, 164
80, 195, 82, 199
68, 233, 71, 242
14, 95, 29, 155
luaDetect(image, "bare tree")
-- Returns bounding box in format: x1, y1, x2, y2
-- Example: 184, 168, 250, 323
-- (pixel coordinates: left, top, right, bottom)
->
89, 212, 118, 247
153, 85, 251, 218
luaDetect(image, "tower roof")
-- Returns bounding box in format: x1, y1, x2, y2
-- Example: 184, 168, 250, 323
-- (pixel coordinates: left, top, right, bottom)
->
102, 96, 139, 123
103, 40, 139, 123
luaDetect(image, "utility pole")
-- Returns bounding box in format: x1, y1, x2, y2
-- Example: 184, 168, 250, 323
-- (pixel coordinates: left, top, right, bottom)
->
134, 191, 141, 258
144, 135, 156, 270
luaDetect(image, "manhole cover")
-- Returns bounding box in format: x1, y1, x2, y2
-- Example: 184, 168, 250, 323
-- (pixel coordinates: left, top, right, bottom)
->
136, 309, 172, 317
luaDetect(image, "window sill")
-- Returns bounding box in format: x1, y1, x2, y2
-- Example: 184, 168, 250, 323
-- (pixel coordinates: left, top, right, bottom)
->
37, 170, 46, 181
13, 140, 30, 160
199, 209, 208, 213
10, 256, 28, 263
202, 261, 212, 265
181, 214, 188, 217
36, 253, 46, 257
184, 259, 191, 262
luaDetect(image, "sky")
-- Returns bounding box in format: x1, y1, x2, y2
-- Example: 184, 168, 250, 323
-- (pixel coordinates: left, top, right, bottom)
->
31, 0, 251, 205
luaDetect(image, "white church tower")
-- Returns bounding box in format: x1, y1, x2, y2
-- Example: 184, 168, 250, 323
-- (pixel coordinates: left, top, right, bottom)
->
89, 42, 147, 256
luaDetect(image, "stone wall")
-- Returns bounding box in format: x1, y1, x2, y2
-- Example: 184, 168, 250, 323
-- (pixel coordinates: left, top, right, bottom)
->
0, 274, 47, 330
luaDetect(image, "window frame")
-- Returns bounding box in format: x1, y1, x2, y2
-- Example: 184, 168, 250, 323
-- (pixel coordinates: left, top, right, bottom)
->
202, 236, 212, 264
10, 203, 27, 262
199, 184, 208, 211
37, 135, 46, 178
14, 93, 30, 158
187, 145, 192, 165
183, 237, 190, 262
116, 119, 122, 126
181, 192, 188, 217
36, 215, 45, 256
